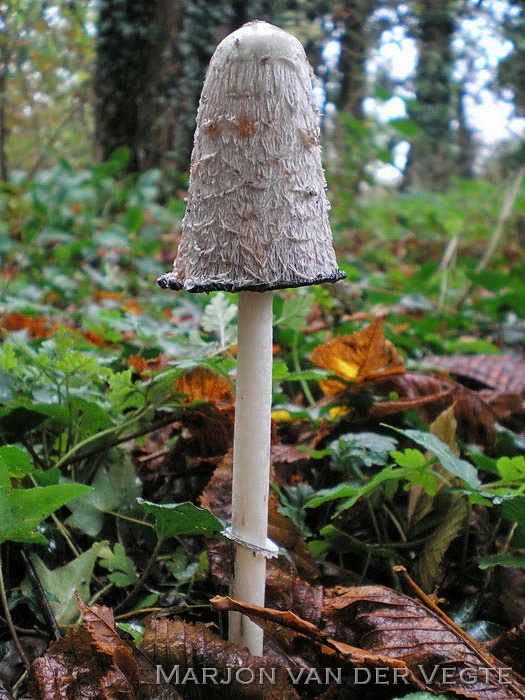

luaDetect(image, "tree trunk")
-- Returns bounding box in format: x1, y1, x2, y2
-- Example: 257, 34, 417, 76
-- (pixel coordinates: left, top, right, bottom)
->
95, 0, 281, 172
334, 0, 375, 119
403, 0, 455, 190
95, 0, 185, 171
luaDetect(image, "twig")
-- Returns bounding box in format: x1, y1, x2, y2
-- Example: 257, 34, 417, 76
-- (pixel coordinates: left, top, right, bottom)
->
56, 414, 179, 469
20, 547, 60, 641
456, 167, 525, 308
0, 548, 30, 669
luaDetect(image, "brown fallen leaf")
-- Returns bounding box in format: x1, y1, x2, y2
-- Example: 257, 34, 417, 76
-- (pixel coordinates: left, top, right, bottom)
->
326, 568, 525, 699
212, 572, 525, 700
485, 622, 525, 676
175, 367, 235, 407
75, 595, 123, 655
424, 354, 525, 394
28, 600, 141, 700
310, 318, 405, 388
211, 595, 426, 691
138, 616, 300, 699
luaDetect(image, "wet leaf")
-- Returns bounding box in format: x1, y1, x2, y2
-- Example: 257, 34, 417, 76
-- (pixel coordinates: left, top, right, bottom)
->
477, 552, 525, 569
0, 458, 92, 544
390, 426, 480, 488
139, 616, 300, 698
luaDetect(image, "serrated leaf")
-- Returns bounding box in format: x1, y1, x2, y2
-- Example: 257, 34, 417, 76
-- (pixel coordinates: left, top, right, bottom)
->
98, 543, 138, 587
137, 499, 224, 539
201, 293, 237, 346
391, 449, 427, 468
390, 427, 480, 488
496, 456, 525, 482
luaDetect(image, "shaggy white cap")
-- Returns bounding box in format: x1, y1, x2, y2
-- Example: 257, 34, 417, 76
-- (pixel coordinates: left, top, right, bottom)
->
158, 20, 345, 293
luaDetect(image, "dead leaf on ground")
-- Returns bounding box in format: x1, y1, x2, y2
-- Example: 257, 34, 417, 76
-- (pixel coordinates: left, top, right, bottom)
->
486, 622, 525, 676
213, 579, 525, 699
326, 575, 525, 699
310, 318, 405, 389
424, 354, 525, 394
139, 616, 300, 699
175, 367, 235, 407
28, 600, 141, 700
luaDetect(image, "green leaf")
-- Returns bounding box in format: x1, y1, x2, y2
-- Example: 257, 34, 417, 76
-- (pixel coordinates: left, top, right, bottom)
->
107, 370, 145, 412
116, 622, 144, 644
23, 543, 106, 625
276, 294, 312, 330
201, 293, 237, 345
137, 499, 224, 539
496, 456, 525, 482
389, 427, 480, 488
388, 117, 421, 138
477, 552, 525, 569
391, 449, 427, 468
0, 460, 92, 544
66, 459, 140, 537
98, 543, 138, 587
0, 445, 33, 478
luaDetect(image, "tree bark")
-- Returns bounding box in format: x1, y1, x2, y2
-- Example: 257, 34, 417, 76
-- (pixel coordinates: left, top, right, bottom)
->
95, 0, 185, 171
333, 0, 375, 119
403, 0, 455, 190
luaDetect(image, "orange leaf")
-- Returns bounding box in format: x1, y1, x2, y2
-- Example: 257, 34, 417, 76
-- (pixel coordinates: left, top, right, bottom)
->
175, 367, 234, 407
310, 318, 405, 387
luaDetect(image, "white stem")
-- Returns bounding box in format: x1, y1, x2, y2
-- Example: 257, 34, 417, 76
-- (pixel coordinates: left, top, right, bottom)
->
229, 290, 273, 655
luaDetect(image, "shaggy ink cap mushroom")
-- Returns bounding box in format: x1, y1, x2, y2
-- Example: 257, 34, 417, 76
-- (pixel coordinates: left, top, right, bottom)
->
157, 20, 345, 293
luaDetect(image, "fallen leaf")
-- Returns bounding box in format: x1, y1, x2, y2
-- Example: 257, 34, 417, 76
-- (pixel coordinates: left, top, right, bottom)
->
175, 367, 234, 407
486, 622, 525, 676
310, 318, 405, 385
211, 595, 425, 690
326, 572, 525, 699
424, 354, 525, 394
139, 616, 300, 698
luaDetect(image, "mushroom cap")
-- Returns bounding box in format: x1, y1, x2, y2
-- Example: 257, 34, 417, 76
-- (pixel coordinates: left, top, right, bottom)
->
158, 20, 345, 293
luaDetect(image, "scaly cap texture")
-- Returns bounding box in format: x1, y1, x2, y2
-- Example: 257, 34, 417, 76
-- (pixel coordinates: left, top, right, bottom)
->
158, 20, 345, 293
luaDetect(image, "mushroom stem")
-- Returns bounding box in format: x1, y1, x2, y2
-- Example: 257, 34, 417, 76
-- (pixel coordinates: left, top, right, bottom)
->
229, 290, 273, 655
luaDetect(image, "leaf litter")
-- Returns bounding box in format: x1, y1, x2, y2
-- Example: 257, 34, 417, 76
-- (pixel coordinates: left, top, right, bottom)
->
7, 320, 525, 699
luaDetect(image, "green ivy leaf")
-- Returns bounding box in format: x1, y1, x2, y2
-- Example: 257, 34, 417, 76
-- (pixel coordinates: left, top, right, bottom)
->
22, 542, 106, 625
137, 499, 224, 539
496, 456, 525, 482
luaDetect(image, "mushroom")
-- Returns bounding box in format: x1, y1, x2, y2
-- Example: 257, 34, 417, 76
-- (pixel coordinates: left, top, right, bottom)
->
158, 20, 344, 655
